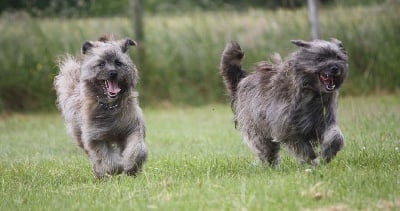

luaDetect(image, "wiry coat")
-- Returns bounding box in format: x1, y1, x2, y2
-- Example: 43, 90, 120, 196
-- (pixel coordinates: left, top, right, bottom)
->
220, 39, 348, 165
54, 36, 147, 178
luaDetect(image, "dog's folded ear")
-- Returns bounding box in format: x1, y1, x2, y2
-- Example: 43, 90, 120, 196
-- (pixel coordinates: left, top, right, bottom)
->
121, 39, 137, 53
291, 40, 311, 48
82, 41, 94, 54
330, 38, 347, 55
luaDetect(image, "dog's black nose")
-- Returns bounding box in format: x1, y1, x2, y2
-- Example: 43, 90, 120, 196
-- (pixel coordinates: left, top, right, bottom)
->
109, 71, 118, 79
330, 65, 339, 75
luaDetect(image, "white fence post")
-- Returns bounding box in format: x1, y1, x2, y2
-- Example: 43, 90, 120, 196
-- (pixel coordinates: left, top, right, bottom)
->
307, 0, 320, 40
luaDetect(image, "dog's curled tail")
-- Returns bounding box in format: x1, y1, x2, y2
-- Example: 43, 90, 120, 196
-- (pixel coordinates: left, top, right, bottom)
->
54, 55, 81, 120
220, 41, 248, 98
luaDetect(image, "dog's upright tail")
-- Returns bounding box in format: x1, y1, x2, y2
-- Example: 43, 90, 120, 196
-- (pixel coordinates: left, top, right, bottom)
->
54, 55, 81, 123
54, 55, 84, 148
54, 55, 80, 106
220, 41, 248, 99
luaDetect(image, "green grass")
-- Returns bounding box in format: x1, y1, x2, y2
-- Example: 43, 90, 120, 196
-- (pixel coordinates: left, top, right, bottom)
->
1, 95, 399, 210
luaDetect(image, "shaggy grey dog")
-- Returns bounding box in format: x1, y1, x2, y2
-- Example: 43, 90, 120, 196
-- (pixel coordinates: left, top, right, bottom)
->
54, 35, 148, 178
220, 39, 348, 165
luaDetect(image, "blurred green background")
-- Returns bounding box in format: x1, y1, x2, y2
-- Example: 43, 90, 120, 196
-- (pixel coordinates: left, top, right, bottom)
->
0, 0, 399, 111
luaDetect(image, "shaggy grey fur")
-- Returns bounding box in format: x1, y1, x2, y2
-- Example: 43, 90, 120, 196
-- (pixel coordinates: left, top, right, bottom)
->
54, 35, 147, 178
220, 39, 348, 165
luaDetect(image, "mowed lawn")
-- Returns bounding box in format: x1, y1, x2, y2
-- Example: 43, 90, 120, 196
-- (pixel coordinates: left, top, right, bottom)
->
0, 95, 399, 210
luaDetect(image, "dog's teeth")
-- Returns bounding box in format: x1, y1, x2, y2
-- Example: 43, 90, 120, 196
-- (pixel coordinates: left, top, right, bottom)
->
326, 84, 335, 91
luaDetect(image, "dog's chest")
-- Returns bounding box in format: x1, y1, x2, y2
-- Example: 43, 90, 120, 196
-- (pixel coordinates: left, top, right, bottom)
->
89, 108, 136, 138
289, 94, 328, 138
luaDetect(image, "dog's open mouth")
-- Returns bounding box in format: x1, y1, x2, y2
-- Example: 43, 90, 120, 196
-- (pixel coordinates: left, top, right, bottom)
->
104, 80, 121, 98
319, 73, 336, 91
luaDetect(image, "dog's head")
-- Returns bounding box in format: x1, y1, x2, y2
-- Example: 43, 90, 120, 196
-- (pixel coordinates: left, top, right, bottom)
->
80, 36, 137, 100
290, 38, 348, 93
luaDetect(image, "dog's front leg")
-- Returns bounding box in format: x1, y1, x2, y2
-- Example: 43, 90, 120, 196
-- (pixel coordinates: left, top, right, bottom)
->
81, 127, 123, 178
84, 140, 123, 178
122, 132, 148, 176
321, 125, 344, 162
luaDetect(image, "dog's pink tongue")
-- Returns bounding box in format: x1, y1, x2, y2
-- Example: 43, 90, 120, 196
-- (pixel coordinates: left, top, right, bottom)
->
327, 77, 335, 86
320, 74, 334, 86
106, 80, 121, 95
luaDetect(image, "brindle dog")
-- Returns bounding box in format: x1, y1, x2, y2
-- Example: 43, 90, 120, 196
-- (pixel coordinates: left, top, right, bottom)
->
220, 39, 348, 166
55, 35, 147, 178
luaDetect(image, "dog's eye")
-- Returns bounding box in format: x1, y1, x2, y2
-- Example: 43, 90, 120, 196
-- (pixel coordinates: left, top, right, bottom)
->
115, 60, 123, 66
98, 61, 106, 67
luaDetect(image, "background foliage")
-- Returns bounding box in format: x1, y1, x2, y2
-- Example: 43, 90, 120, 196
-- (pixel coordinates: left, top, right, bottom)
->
0, 0, 398, 111
1, 0, 386, 17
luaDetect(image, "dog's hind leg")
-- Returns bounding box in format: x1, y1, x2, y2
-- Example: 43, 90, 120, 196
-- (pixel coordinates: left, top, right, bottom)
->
259, 138, 281, 166
245, 134, 281, 166
288, 140, 318, 165
121, 132, 148, 176
321, 125, 344, 162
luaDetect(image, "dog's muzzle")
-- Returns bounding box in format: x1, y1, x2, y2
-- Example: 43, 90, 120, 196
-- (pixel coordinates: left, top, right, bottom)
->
319, 65, 342, 91
103, 70, 121, 98
104, 79, 121, 98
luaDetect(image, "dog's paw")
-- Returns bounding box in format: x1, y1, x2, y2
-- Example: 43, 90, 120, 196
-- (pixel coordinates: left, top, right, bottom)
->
322, 126, 344, 162
311, 158, 320, 166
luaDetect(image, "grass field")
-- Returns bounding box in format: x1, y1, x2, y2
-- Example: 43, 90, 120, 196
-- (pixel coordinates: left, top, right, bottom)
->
0, 95, 399, 210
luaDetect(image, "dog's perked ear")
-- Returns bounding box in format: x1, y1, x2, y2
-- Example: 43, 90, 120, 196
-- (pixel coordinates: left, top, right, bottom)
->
291, 40, 312, 48
82, 41, 94, 54
120, 39, 137, 53
330, 38, 347, 55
